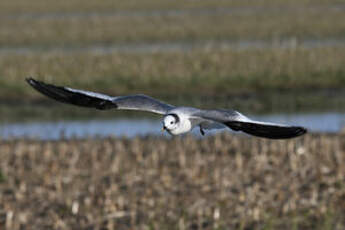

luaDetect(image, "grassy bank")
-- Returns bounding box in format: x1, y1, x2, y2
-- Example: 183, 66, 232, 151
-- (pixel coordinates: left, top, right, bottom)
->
0, 0, 341, 14
0, 134, 344, 229
1, 5, 344, 47
1, 47, 345, 99
0, 0, 344, 117
1, 89, 345, 122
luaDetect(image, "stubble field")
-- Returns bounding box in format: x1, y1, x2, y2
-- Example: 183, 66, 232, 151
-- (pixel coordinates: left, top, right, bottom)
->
0, 134, 344, 229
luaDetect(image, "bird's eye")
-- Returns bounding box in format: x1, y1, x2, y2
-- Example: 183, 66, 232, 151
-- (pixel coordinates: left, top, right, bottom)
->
170, 121, 173, 124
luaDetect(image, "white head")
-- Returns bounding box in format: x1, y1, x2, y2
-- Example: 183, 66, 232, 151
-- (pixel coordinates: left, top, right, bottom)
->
162, 114, 180, 134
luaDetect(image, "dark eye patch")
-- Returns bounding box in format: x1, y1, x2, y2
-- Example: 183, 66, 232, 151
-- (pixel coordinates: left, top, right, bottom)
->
170, 121, 173, 124
166, 113, 180, 123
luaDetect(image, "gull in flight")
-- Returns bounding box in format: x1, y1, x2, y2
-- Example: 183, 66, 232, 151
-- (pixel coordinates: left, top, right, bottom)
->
26, 78, 307, 139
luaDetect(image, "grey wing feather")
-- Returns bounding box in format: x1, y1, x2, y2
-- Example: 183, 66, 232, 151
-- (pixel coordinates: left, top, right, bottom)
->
200, 121, 226, 130
26, 78, 174, 114
113, 94, 174, 114
193, 109, 307, 139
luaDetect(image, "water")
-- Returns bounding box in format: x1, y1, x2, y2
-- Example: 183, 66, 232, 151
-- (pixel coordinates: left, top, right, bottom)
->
1, 112, 344, 140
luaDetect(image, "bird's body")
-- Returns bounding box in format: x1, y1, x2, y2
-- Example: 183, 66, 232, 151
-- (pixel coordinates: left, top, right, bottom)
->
26, 78, 307, 139
164, 107, 196, 135
164, 107, 228, 135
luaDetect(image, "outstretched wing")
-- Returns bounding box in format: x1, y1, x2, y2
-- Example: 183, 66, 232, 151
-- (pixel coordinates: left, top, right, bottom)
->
26, 78, 174, 115
192, 109, 307, 139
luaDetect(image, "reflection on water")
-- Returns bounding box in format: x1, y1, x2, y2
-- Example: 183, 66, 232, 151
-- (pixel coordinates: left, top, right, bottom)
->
1, 119, 164, 140
1, 112, 344, 140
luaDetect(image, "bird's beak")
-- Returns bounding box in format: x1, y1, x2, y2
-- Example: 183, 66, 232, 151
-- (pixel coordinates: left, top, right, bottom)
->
162, 126, 166, 132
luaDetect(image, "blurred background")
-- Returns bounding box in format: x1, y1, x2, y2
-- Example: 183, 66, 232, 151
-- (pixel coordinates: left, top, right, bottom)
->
0, 0, 344, 139
0, 1, 344, 230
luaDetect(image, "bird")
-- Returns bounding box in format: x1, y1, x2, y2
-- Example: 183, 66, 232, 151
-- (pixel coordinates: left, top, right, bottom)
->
26, 78, 307, 139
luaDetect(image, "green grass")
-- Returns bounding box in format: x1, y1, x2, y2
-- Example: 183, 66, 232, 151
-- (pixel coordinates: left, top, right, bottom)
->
0, 169, 5, 183
1, 47, 344, 100
1, 46, 344, 121
0, 0, 341, 14
0, 0, 344, 118
3, 89, 344, 122
0, 5, 344, 47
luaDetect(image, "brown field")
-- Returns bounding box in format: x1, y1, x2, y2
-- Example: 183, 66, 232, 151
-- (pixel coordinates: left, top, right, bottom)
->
0, 134, 344, 229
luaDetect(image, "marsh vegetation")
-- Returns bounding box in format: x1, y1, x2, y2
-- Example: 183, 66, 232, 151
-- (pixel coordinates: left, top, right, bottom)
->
0, 0, 344, 115
0, 1, 344, 229
1, 46, 345, 121
0, 134, 344, 229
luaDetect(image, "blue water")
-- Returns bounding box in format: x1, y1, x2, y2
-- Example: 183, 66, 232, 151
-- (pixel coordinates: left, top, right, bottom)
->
1, 112, 344, 140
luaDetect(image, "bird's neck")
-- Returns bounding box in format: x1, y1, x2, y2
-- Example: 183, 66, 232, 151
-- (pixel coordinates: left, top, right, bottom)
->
174, 115, 192, 135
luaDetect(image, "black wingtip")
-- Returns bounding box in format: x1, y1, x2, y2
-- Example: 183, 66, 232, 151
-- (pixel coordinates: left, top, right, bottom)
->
295, 126, 308, 137
277, 126, 307, 139
26, 77, 33, 83
268, 125, 308, 139
25, 77, 117, 110
225, 121, 308, 139
26, 77, 49, 92
26, 77, 38, 86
